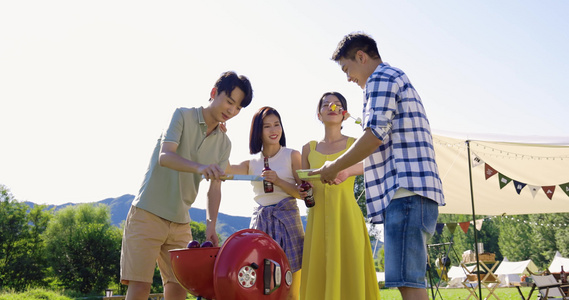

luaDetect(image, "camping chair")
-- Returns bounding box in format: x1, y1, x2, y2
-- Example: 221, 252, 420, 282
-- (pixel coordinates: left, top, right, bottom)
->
531, 274, 569, 299
460, 262, 501, 300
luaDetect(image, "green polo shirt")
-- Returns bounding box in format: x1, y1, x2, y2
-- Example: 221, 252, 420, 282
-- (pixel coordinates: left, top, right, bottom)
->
132, 107, 230, 223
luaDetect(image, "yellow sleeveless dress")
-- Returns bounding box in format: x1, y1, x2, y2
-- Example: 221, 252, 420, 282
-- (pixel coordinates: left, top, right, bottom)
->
300, 138, 380, 300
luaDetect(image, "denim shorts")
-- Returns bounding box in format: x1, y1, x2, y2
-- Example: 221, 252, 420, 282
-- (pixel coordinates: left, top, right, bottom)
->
383, 195, 439, 288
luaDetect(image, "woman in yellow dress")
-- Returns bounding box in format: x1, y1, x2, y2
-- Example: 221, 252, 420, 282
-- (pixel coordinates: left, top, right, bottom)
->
299, 92, 380, 300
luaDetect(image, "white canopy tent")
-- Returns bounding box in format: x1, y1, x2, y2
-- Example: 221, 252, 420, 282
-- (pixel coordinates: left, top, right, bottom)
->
549, 255, 569, 273
430, 133, 569, 296
494, 259, 539, 286
432, 133, 569, 216
447, 265, 475, 288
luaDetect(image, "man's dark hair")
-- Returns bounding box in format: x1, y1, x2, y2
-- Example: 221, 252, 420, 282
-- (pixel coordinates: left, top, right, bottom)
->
332, 32, 381, 61
214, 71, 254, 107
249, 106, 286, 154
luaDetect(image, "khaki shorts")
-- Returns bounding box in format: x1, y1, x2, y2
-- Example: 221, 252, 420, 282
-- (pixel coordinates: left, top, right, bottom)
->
120, 206, 192, 285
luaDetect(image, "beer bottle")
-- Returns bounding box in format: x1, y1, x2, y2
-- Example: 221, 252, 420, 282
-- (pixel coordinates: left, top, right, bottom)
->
300, 180, 315, 207
263, 157, 273, 193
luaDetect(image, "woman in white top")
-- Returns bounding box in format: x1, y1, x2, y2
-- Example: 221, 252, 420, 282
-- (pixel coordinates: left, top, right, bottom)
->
227, 106, 304, 300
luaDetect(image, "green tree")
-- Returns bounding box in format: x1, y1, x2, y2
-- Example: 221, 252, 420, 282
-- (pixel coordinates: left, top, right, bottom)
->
473, 217, 501, 260
0, 185, 51, 290
15, 205, 52, 288
0, 185, 28, 290
554, 213, 569, 257
190, 221, 208, 243
498, 215, 534, 262
375, 246, 385, 272
529, 213, 558, 269
429, 214, 473, 267
428, 213, 502, 270
44, 204, 122, 294
354, 175, 367, 217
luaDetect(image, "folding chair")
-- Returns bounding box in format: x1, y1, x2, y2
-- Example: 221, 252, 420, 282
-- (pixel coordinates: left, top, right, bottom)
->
460, 262, 501, 300
531, 274, 569, 299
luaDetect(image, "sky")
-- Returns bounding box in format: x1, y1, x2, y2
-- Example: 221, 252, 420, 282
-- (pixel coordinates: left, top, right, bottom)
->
1, 0, 568, 218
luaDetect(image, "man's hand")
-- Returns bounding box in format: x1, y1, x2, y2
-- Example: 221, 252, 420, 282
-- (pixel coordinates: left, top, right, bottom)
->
205, 179, 221, 247
332, 169, 350, 185
205, 222, 219, 247
309, 161, 339, 185
199, 164, 225, 181
310, 129, 381, 185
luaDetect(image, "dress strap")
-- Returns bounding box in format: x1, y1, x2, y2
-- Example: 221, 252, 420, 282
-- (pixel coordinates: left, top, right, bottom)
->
309, 140, 317, 151
346, 137, 356, 149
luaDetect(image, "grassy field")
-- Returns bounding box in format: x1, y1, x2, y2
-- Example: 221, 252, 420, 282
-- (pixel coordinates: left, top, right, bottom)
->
0, 289, 76, 300
380, 286, 538, 299
0, 287, 539, 299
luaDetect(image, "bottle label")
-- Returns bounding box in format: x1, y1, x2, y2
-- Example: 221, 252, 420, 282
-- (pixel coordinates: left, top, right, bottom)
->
264, 180, 273, 193
304, 188, 315, 207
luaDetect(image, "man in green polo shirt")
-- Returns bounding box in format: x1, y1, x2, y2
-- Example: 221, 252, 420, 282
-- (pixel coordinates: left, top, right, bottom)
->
120, 71, 253, 300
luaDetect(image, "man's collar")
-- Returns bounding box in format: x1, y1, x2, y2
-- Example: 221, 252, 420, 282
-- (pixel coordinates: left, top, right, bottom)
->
375, 62, 390, 72
196, 106, 206, 125
196, 106, 221, 134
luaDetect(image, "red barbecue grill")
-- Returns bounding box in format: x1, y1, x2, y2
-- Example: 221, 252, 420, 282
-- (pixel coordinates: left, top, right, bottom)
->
170, 229, 292, 300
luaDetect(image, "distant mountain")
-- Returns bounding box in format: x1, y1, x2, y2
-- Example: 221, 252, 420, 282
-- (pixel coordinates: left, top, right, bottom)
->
24, 194, 306, 241
23, 196, 384, 256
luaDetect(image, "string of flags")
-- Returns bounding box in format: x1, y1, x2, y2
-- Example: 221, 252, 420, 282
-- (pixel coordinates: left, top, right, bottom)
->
472, 153, 569, 200
435, 215, 569, 235
435, 219, 485, 235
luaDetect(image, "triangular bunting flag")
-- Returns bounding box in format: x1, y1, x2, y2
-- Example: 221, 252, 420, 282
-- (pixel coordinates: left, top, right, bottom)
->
475, 219, 484, 231
446, 223, 457, 234
529, 185, 540, 198
485, 164, 498, 180
542, 186, 556, 200
472, 154, 484, 168
513, 180, 527, 195
435, 223, 445, 235
560, 182, 569, 197
459, 221, 470, 233
498, 173, 512, 189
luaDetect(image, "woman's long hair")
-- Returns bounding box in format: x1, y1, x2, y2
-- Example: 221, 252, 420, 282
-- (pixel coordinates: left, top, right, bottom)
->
249, 106, 286, 154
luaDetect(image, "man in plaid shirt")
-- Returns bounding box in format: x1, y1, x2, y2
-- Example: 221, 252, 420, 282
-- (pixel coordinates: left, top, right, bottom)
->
311, 32, 445, 300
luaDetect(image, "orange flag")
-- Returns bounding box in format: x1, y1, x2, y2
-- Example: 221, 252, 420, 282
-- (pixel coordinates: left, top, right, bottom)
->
459, 221, 470, 233
542, 186, 556, 200
485, 164, 498, 180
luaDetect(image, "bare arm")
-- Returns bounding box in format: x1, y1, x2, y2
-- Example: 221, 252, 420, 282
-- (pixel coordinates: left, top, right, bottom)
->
298, 143, 313, 198
333, 161, 364, 184
263, 150, 302, 199
311, 128, 382, 183
205, 179, 221, 246
225, 160, 249, 175
159, 141, 225, 180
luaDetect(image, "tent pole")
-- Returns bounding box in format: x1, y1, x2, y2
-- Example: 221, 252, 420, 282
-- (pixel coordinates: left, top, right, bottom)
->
466, 140, 483, 299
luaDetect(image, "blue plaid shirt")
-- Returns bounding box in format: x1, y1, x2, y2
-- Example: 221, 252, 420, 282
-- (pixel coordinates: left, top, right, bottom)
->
362, 63, 445, 224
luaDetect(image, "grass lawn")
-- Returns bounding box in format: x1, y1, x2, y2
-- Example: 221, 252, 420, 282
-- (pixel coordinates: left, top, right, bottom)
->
185, 287, 538, 299
0, 289, 74, 300
1, 286, 539, 299
379, 286, 538, 299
